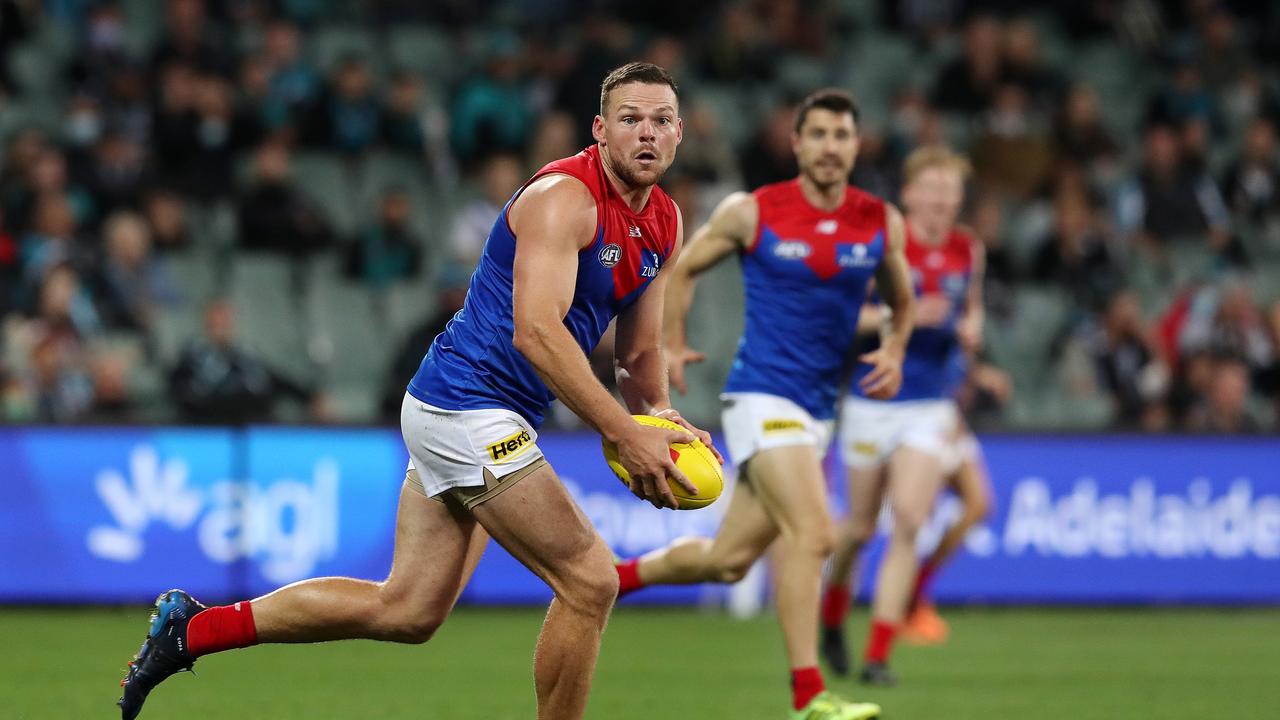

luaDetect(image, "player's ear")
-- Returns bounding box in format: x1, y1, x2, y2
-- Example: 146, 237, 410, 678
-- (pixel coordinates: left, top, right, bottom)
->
675, 117, 684, 145
592, 115, 606, 145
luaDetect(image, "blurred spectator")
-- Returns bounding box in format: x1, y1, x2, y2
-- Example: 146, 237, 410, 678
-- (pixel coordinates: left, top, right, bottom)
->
31, 262, 101, 339
0, 207, 15, 315
150, 0, 233, 77
1221, 117, 1280, 223
1147, 59, 1219, 133
236, 141, 332, 256
1030, 189, 1122, 311
740, 101, 799, 190
66, 2, 128, 95
451, 35, 533, 166
849, 129, 898, 201
27, 333, 95, 423
970, 84, 1054, 198
380, 267, 470, 419
1, 129, 47, 203
143, 190, 191, 251
61, 93, 106, 177
7, 147, 95, 235
699, 3, 774, 83
932, 14, 1003, 114
1115, 123, 1230, 249
19, 194, 81, 301
310, 56, 382, 154
81, 130, 148, 218
1197, 9, 1250, 94
1088, 290, 1169, 429
556, 15, 631, 145
671, 104, 739, 185
1184, 355, 1267, 432
1052, 83, 1120, 175
1000, 17, 1066, 113
169, 300, 324, 424
102, 62, 153, 148
262, 19, 320, 121
381, 70, 427, 155
968, 193, 1016, 319
1177, 276, 1274, 379
448, 153, 523, 267
89, 211, 180, 334
345, 188, 423, 290
528, 111, 578, 171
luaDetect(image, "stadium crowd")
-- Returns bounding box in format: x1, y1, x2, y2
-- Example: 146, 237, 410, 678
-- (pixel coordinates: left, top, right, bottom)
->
1, 0, 1278, 432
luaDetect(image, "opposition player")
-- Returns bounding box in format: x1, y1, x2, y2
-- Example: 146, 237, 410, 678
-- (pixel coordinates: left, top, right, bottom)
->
614, 89, 914, 720
117, 62, 720, 720
818, 146, 983, 686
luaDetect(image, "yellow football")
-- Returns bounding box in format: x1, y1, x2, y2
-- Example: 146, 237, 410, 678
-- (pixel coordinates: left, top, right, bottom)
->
601, 414, 724, 510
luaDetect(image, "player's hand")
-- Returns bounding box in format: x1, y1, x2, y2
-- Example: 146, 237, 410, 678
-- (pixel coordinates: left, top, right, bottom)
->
652, 407, 725, 465
615, 424, 698, 509
666, 342, 707, 395
859, 347, 904, 400
914, 294, 953, 327
956, 314, 983, 354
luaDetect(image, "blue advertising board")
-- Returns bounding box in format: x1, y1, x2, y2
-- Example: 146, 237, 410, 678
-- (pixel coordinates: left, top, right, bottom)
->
0, 428, 1276, 605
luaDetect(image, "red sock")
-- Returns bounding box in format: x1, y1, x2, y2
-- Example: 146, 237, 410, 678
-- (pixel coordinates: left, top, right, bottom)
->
820, 583, 851, 629
909, 560, 939, 614
790, 666, 825, 710
615, 558, 645, 597
186, 601, 258, 658
863, 619, 897, 664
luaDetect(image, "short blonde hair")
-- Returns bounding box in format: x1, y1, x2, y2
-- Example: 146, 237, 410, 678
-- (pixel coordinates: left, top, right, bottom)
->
902, 145, 972, 186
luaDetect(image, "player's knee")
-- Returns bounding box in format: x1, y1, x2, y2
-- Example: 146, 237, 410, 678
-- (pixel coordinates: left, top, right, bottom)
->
838, 517, 875, 548
557, 554, 618, 616
793, 520, 837, 558
891, 507, 929, 539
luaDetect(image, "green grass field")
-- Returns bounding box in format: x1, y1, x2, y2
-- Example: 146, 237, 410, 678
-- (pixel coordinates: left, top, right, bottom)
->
4, 606, 1277, 719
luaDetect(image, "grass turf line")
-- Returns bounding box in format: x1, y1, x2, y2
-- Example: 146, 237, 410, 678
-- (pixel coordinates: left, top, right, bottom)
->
1, 607, 1276, 719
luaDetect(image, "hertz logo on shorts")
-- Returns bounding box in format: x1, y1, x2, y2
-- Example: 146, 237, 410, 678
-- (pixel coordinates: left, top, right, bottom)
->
488, 429, 533, 462
853, 441, 878, 456
762, 419, 806, 433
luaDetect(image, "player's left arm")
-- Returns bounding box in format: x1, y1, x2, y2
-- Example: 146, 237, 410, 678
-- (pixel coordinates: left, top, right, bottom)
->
956, 230, 986, 355
614, 206, 723, 461
859, 203, 914, 400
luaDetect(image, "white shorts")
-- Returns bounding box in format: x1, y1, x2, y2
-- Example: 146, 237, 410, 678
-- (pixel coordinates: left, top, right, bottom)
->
400, 393, 546, 498
721, 392, 835, 466
839, 396, 960, 471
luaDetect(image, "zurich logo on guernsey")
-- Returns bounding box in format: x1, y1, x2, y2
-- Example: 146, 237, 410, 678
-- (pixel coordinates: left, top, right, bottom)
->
598, 243, 622, 268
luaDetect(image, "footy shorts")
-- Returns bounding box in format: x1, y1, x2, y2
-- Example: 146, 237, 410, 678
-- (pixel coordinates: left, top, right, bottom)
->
839, 396, 960, 471
720, 392, 834, 466
400, 393, 546, 506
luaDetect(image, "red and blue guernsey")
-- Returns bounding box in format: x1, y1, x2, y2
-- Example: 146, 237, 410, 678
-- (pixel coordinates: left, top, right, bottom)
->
723, 179, 888, 420
851, 225, 975, 402
407, 145, 679, 427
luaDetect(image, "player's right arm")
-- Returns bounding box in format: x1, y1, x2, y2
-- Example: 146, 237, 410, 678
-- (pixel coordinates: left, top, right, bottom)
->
663, 191, 757, 394
509, 174, 694, 508
859, 203, 914, 400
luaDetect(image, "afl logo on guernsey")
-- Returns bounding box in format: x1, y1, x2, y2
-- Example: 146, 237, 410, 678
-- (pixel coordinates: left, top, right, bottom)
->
598, 243, 622, 268
774, 241, 812, 260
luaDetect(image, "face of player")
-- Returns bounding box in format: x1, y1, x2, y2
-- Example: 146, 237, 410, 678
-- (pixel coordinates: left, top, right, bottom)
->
593, 83, 683, 189
903, 165, 965, 240
792, 108, 858, 190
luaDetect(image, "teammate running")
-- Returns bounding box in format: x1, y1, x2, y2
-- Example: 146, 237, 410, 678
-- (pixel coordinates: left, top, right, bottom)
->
117, 62, 719, 720
897, 411, 993, 646
818, 145, 984, 686
613, 89, 914, 720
